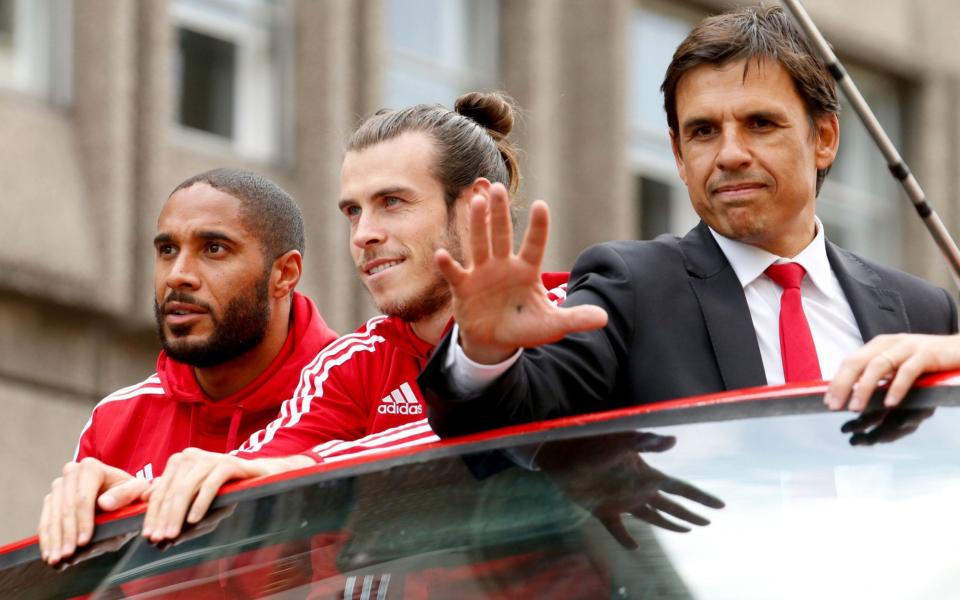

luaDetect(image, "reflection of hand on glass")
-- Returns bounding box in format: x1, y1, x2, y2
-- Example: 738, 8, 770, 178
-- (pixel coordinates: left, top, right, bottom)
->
536, 432, 724, 549
841, 408, 936, 446
826, 333, 960, 411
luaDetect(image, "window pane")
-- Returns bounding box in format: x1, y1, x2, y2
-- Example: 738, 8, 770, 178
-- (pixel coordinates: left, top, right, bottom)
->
0, 0, 13, 42
176, 28, 236, 139
384, 0, 497, 107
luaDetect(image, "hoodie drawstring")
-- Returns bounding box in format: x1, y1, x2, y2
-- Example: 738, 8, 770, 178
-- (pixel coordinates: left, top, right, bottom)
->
226, 407, 243, 453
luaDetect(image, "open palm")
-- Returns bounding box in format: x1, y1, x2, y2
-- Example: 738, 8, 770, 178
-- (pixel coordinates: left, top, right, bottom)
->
436, 183, 608, 364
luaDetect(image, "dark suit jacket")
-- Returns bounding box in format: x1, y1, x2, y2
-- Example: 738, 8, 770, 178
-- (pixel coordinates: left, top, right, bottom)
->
420, 222, 958, 437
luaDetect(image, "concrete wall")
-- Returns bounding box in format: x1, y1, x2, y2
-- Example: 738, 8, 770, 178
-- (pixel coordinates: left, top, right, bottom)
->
2, 0, 960, 543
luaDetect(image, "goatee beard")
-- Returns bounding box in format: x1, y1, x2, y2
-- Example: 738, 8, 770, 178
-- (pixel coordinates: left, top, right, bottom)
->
155, 269, 271, 368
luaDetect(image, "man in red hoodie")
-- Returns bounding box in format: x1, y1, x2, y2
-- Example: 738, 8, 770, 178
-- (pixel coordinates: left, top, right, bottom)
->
38, 168, 339, 565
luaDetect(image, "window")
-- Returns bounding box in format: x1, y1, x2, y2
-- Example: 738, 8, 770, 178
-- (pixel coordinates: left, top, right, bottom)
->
383, 0, 498, 107
171, 0, 291, 162
628, 1, 702, 240
0, 0, 72, 104
817, 66, 904, 266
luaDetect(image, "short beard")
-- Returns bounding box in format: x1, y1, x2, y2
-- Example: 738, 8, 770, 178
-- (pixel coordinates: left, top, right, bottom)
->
377, 218, 462, 323
155, 269, 271, 368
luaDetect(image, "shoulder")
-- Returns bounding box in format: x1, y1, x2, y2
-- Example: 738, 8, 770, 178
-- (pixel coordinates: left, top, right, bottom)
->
570, 236, 687, 287
92, 373, 165, 416
833, 245, 948, 298
291, 315, 396, 397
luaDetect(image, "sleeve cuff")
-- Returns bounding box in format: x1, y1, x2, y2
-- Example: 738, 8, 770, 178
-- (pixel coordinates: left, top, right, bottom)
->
445, 323, 523, 395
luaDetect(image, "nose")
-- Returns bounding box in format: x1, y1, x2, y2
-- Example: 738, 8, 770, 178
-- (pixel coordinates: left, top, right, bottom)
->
716, 128, 752, 171
164, 252, 200, 291
352, 210, 386, 249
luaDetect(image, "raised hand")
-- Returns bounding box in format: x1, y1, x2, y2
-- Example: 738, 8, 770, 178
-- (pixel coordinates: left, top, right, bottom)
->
536, 431, 725, 549
826, 333, 960, 411
141, 448, 312, 543
435, 183, 608, 365
39, 457, 148, 565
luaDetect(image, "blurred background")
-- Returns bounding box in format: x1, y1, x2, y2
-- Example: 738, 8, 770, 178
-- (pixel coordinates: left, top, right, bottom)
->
2, 0, 959, 543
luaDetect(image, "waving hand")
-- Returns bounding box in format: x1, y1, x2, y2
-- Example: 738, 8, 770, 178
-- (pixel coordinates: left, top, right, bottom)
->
436, 183, 608, 364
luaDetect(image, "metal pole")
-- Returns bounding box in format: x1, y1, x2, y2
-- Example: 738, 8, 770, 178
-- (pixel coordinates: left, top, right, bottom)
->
781, 0, 960, 288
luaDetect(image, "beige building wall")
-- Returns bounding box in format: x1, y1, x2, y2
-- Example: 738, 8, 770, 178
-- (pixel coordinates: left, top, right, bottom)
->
1, 0, 959, 543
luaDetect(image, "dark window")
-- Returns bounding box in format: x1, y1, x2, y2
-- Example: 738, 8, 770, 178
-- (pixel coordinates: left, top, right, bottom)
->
638, 176, 673, 240
176, 28, 236, 138
0, 0, 13, 45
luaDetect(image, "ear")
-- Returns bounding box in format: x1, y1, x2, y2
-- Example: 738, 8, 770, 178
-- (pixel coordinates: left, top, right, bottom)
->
462, 177, 492, 203
670, 130, 688, 185
270, 250, 303, 299
813, 113, 840, 170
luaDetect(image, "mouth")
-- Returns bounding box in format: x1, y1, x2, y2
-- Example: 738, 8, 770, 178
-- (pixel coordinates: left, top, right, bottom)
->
363, 258, 405, 277
163, 301, 208, 326
711, 182, 766, 199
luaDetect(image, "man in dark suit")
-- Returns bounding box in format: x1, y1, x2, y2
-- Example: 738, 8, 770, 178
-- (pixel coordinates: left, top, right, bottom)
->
418, 5, 958, 437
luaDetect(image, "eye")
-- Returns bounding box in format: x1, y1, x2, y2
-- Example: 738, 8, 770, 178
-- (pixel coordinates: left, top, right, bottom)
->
341, 205, 361, 218
691, 125, 717, 139
157, 244, 176, 257
384, 196, 402, 207
751, 117, 775, 129
207, 242, 225, 254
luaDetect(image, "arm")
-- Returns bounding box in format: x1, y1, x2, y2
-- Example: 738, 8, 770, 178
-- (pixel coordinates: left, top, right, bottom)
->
423, 242, 638, 436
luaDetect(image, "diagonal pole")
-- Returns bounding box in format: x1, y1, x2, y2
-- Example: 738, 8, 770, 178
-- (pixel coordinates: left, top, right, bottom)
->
781, 0, 960, 289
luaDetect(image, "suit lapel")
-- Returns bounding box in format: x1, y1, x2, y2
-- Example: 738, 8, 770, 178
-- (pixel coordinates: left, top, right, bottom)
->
680, 223, 768, 389
826, 242, 909, 340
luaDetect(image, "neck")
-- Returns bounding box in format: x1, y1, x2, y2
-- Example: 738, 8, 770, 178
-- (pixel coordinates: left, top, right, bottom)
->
194, 300, 292, 400
410, 306, 454, 346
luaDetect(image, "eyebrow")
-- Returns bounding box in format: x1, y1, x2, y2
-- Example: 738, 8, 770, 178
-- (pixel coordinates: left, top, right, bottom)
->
339, 186, 415, 209
153, 230, 238, 246
680, 116, 715, 132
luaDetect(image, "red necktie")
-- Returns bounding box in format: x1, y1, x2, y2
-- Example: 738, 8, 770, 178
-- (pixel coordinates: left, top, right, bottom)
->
764, 263, 821, 382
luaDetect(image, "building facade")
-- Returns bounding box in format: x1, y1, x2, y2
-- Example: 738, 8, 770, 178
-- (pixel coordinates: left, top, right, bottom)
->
1, 0, 959, 542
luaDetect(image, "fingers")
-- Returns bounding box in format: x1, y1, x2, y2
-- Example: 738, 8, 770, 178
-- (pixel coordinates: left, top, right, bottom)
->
468, 195, 491, 266
186, 462, 241, 524
557, 305, 609, 335
59, 463, 80, 560
38, 493, 51, 563
660, 477, 725, 509
46, 477, 64, 564
518, 200, 549, 267
629, 505, 690, 533
630, 432, 676, 454
98, 477, 149, 512
826, 336, 899, 410
649, 494, 710, 526
489, 184, 513, 259
597, 512, 639, 550
435, 249, 468, 288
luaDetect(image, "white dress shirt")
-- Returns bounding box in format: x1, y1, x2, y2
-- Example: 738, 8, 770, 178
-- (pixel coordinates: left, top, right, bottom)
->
448, 217, 864, 390
709, 217, 863, 384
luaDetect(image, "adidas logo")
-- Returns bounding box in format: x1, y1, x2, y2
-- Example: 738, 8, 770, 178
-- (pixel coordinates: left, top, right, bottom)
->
377, 382, 423, 415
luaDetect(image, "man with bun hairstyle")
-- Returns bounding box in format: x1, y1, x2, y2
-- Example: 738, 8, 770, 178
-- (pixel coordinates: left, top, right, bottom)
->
39, 168, 339, 567
416, 6, 956, 435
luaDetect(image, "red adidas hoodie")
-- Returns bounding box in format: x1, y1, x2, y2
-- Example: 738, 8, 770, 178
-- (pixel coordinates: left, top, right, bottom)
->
73, 292, 339, 478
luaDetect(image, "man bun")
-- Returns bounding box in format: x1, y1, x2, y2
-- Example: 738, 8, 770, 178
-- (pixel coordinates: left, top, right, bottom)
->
455, 91, 515, 140
455, 91, 520, 194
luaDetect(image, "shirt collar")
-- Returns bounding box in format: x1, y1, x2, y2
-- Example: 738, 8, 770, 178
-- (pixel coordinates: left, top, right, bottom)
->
708, 217, 831, 291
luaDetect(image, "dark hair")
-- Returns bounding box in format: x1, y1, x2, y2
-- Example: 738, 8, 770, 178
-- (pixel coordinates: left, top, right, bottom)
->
661, 5, 840, 192
347, 91, 520, 207
171, 168, 305, 261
